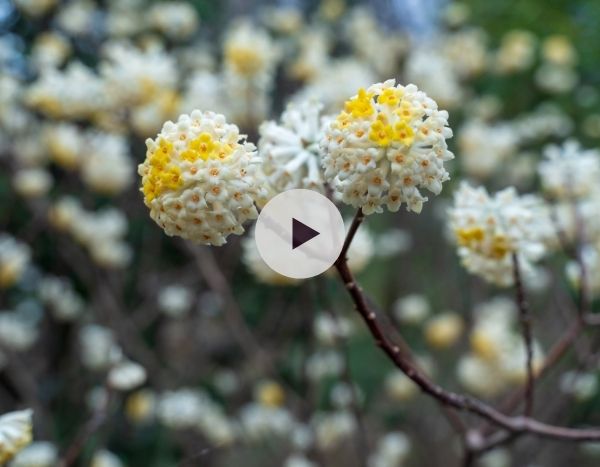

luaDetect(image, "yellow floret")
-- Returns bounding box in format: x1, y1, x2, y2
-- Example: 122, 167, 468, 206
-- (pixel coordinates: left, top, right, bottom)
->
394, 121, 415, 146
345, 88, 375, 118
456, 226, 485, 247
378, 88, 401, 107
369, 117, 394, 147
257, 381, 285, 408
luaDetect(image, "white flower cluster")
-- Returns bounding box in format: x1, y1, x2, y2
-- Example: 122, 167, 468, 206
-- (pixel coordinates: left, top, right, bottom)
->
0, 307, 39, 353
90, 449, 125, 467
25, 62, 105, 120
539, 140, 600, 200
567, 245, 600, 298
223, 19, 279, 126
157, 285, 194, 317
449, 183, 552, 286
10, 441, 58, 467
13, 0, 56, 17
108, 361, 147, 391
560, 371, 599, 402
368, 432, 411, 467
30, 32, 71, 70
0, 234, 31, 288
313, 313, 354, 346
49, 197, 132, 268
12, 168, 53, 199
293, 58, 377, 113
101, 42, 177, 105
321, 79, 454, 214
258, 101, 326, 193
457, 298, 545, 397
242, 228, 300, 286
157, 389, 235, 445
79, 324, 146, 391
458, 119, 519, 180
0, 409, 33, 465
344, 8, 407, 77
147, 2, 199, 41
79, 324, 122, 371
43, 124, 134, 194
392, 294, 430, 325
312, 411, 356, 450
139, 110, 266, 246
38, 275, 85, 321
404, 44, 464, 110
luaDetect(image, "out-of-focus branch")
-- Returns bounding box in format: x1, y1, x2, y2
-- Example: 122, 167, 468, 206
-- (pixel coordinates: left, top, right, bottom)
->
185, 243, 274, 371
324, 306, 369, 467
59, 387, 114, 467
511, 253, 535, 417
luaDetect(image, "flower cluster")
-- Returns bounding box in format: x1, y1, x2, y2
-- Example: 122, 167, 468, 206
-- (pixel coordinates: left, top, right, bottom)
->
258, 100, 326, 193
449, 183, 552, 286
458, 298, 545, 396
49, 197, 132, 268
539, 140, 600, 200
139, 110, 266, 245
321, 79, 454, 214
0, 234, 31, 289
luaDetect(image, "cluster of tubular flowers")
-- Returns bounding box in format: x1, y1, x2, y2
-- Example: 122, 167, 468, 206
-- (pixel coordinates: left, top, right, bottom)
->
449, 182, 553, 286
25, 62, 105, 120
42, 124, 134, 194
258, 100, 326, 193
0, 409, 33, 464
49, 197, 132, 268
458, 119, 519, 180
0, 234, 31, 289
457, 298, 545, 397
320, 79, 454, 215
539, 140, 600, 200
139, 110, 267, 246
222, 20, 279, 126
147, 1, 199, 41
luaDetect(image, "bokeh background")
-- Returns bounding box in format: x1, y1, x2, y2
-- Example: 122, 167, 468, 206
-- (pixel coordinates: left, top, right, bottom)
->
1, 0, 600, 466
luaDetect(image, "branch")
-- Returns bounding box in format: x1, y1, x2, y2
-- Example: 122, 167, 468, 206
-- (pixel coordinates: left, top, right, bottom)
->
334, 209, 600, 443
512, 253, 535, 417
59, 387, 113, 467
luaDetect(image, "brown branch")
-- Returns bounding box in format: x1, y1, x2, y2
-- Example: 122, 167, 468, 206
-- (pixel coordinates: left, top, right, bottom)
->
512, 253, 535, 417
186, 243, 273, 371
59, 387, 114, 467
334, 209, 600, 443
324, 306, 369, 467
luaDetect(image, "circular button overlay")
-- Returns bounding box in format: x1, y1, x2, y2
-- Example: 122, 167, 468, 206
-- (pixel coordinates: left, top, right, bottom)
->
255, 189, 345, 279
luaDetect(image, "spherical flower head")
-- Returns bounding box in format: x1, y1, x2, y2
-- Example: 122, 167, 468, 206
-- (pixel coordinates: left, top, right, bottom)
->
449, 182, 553, 286
259, 100, 326, 193
539, 140, 600, 200
320, 79, 454, 215
139, 110, 266, 246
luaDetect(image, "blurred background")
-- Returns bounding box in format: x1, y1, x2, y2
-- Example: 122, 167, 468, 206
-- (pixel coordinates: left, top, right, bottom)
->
1, 0, 600, 466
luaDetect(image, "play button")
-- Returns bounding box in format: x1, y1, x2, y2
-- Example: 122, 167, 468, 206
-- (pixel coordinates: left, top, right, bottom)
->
255, 189, 345, 279
292, 218, 319, 249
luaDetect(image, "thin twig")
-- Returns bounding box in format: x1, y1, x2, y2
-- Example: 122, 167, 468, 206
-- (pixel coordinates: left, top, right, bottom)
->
334, 209, 600, 443
324, 306, 369, 467
512, 253, 535, 417
59, 387, 114, 467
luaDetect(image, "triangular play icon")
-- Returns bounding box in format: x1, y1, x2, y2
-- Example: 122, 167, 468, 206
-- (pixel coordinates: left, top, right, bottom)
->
292, 218, 320, 249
